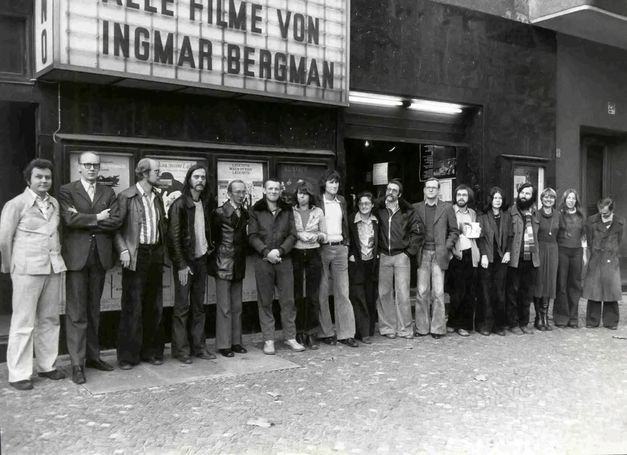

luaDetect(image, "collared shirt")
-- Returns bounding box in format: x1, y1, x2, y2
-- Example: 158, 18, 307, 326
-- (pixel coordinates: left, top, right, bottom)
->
323, 195, 343, 243
354, 213, 376, 260
136, 183, 160, 245
80, 178, 96, 202
27, 187, 52, 220
193, 200, 208, 258
454, 205, 473, 251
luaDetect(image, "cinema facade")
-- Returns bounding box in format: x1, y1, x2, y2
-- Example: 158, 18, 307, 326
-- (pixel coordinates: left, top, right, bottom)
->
0, 0, 625, 355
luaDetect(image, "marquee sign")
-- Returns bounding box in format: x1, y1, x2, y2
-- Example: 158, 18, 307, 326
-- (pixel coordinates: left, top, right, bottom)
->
34, 0, 349, 105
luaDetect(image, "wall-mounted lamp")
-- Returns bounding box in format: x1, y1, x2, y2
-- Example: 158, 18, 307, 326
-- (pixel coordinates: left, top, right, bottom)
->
349, 91, 403, 107
349, 91, 464, 115
408, 100, 463, 114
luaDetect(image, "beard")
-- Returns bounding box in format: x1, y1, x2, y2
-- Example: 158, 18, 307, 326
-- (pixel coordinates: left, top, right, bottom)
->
516, 197, 534, 210
456, 200, 467, 208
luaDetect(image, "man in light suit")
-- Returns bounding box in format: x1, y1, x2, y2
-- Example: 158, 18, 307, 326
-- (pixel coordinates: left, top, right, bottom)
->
59, 151, 121, 384
0, 159, 67, 390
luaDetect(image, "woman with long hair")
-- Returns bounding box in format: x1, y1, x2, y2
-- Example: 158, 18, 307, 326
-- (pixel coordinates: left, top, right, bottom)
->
477, 187, 512, 336
292, 180, 327, 349
554, 189, 587, 328
533, 187, 560, 331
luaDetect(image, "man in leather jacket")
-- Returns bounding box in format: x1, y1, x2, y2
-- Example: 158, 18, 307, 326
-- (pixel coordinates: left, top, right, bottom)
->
167, 164, 215, 363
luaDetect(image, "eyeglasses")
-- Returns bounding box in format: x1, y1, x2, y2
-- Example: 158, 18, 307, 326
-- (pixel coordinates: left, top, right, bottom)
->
81, 163, 100, 169
425, 186, 438, 190
231, 190, 246, 195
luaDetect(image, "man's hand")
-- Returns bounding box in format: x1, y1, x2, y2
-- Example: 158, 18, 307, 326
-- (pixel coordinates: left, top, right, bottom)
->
502, 252, 511, 264
348, 254, 355, 263
480, 255, 489, 269
178, 266, 192, 286
266, 249, 282, 264
96, 208, 111, 221
67, 206, 78, 214
120, 250, 131, 268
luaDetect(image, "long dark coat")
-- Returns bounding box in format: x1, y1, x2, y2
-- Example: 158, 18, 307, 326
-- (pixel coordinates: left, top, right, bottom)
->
583, 213, 624, 302
208, 200, 249, 281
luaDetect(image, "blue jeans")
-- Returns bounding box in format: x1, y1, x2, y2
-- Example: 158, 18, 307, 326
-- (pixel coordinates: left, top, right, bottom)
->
415, 250, 446, 335
377, 253, 412, 337
318, 245, 356, 340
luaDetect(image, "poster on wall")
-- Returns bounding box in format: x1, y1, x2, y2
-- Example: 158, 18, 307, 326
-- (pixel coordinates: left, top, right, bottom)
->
513, 165, 544, 204
152, 157, 205, 215
372, 162, 388, 186
217, 160, 265, 209
420, 145, 457, 181
277, 162, 327, 204
69, 152, 132, 194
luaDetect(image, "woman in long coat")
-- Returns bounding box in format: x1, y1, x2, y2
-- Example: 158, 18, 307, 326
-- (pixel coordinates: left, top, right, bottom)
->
554, 189, 587, 328
583, 197, 624, 329
533, 187, 560, 331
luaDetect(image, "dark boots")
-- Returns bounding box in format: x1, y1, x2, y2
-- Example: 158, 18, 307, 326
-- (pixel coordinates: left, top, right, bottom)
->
534, 298, 546, 331
534, 298, 553, 331
542, 298, 553, 331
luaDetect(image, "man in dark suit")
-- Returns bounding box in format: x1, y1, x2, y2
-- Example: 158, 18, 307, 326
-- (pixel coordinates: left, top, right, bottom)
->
59, 151, 122, 384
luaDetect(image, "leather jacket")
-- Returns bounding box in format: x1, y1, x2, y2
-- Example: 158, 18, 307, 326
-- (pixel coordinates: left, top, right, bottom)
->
208, 200, 248, 281
167, 193, 213, 271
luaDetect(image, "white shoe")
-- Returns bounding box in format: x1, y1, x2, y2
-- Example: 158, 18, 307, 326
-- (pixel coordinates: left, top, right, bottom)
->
263, 340, 275, 355
285, 338, 305, 352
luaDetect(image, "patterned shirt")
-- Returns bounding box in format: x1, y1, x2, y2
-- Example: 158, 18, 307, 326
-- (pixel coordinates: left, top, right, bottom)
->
136, 183, 159, 245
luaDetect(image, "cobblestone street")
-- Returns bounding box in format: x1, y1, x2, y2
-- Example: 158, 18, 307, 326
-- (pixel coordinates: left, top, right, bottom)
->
2, 304, 627, 454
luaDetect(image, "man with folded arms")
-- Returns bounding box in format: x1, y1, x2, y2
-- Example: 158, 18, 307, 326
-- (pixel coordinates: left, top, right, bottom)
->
59, 151, 121, 384
0, 159, 67, 390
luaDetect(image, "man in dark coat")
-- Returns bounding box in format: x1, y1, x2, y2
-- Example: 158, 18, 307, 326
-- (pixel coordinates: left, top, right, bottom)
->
248, 178, 305, 355
209, 179, 249, 357
167, 164, 215, 364
583, 197, 624, 329
59, 151, 121, 384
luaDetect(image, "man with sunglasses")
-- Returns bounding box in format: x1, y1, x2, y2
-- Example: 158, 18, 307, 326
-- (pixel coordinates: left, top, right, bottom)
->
59, 152, 121, 384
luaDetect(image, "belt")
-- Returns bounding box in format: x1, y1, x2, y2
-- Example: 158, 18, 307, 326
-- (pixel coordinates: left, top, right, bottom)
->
323, 241, 344, 246
139, 243, 161, 250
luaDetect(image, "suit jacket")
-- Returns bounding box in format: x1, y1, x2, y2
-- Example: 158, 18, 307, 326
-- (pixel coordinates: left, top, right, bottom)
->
59, 180, 121, 271
114, 184, 167, 271
478, 209, 512, 263
348, 212, 379, 285
0, 189, 66, 275
412, 200, 459, 270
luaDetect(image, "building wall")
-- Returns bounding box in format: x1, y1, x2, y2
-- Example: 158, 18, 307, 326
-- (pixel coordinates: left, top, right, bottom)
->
556, 33, 627, 191
350, 0, 556, 197
433, 0, 530, 22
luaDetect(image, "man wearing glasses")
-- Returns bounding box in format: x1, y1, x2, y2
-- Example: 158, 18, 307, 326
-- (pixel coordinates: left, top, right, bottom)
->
413, 178, 459, 338
114, 158, 167, 370
59, 152, 121, 384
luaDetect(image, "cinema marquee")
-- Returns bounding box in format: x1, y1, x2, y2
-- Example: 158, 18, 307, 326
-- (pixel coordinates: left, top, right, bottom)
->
34, 0, 350, 105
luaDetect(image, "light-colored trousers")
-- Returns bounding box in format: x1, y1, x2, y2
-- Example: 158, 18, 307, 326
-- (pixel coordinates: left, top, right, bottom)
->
7, 273, 63, 382
318, 245, 356, 340
415, 250, 446, 335
377, 253, 413, 337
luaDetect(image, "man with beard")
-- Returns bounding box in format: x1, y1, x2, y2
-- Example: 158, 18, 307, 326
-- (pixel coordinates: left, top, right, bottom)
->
167, 164, 215, 364
506, 182, 540, 335
413, 178, 459, 339
115, 158, 168, 369
375, 179, 422, 339
447, 184, 481, 337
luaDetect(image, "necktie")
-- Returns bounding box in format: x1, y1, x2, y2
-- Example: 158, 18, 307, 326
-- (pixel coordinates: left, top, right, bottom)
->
88, 184, 95, 202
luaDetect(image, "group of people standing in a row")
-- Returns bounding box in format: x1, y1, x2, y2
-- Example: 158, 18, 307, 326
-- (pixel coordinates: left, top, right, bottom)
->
0, 155, 623, 392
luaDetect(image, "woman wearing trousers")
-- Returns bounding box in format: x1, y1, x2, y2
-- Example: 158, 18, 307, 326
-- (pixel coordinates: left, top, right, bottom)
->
554, 189, 586, 328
